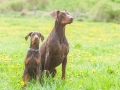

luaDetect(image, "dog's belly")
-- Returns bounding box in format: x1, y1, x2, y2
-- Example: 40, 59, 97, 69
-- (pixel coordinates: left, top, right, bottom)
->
27, 60, 37, 77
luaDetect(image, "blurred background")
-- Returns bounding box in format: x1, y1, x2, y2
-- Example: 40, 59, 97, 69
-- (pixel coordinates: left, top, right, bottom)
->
0, 0, 120, 23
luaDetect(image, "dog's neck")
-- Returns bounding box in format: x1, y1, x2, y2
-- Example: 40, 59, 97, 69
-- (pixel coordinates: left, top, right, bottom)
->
54, 20, 66, 43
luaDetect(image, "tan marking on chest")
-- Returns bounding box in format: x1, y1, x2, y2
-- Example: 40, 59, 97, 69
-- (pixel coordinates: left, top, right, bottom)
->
25, 56, 32, 65
35, 58, 40, 64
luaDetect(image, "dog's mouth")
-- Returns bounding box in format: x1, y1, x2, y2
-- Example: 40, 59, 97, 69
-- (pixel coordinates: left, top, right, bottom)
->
69, 18, 73, 23
32, 40, 39, 45
67, 20, 73, 24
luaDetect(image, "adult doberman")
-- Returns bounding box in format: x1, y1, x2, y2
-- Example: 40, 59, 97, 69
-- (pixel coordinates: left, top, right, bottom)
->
40, 10, 73, 79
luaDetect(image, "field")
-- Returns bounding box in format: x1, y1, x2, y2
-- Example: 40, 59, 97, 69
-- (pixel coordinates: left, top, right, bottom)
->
0, 17, 120, 90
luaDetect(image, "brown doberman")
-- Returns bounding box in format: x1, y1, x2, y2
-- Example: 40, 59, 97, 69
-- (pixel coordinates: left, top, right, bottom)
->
40, 10, 73, 79
22, 32, 44, 87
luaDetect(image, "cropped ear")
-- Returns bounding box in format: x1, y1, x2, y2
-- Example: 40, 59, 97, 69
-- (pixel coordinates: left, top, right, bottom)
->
39, 33, 44, 42
50, 10, 60, 19
25, 32, 33, 41
65, 10, 70, 14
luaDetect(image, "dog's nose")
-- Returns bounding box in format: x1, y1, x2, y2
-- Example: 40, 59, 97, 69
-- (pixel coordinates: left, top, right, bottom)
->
34, 36, 38, 40
35, 37, 38, 39
70, 17, 74, 21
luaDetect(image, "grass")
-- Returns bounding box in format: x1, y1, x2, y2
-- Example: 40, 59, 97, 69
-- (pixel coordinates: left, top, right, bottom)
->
0, 16, 120, 90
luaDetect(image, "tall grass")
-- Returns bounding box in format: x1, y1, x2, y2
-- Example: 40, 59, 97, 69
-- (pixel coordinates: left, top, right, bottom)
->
0, 16, 120, 90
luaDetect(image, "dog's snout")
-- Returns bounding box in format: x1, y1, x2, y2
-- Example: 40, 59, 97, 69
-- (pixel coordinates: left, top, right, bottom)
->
70, 17, 74, 21
69, 16, 74, 23
68, 15, 73, 22
34, 35, 39, 39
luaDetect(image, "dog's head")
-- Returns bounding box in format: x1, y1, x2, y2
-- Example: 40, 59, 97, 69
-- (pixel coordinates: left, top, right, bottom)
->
25, 32, 44, 46
50, 10, 73, 25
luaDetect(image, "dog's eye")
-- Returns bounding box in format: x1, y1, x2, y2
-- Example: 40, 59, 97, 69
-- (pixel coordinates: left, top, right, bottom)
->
38, 34, 40, 37
61, 13, 65, 18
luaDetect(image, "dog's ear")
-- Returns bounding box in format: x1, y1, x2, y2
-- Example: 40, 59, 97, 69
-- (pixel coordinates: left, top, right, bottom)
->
65, 10, 70, 14
25, 32, 33, 41
39, 33, 44, 42
50, 10, 60, 19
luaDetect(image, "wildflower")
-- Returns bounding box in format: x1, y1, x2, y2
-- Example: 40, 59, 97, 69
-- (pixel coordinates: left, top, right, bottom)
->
53, 78, 55, 80
58, 76, 61, 78
80, 71, 83, 75
116, 70, 119, 74
92, 70, 96, 73
79, 85, 82, 89
15, 55, 18, 57
69, 60, 73, 63
3, 54, 6, 57
75, 74, 78, 76
65, 80, 68, 82
70, 78, 72, 81
80, 58, 82, 60
12, 76, 16, 78
5, 61, 8, 63
98, 57, 102, 60
8, 58, 11, 61
11, 65, 15, 69
20, 81, 25, 86
17, 64, 20, 66
55, 78, 58, 81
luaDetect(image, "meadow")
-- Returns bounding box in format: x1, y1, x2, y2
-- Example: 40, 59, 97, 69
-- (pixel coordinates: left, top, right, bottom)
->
0, 16, 120, 90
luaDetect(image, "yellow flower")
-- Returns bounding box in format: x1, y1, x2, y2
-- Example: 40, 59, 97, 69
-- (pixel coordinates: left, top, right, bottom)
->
8, 58, 11, 61
92, 70, 96, 73
58, 76, 61, 78
11, 65, 15, 68
70, 78, 72, 81
75, 74, 78, 76
116, 70, 119, 74
69, 60, 73, 63
17, 64, 20, 66
20, 81, 25, 86
12, 76, 16, 78
3, 54, 6, 57
80, 71, 83, 75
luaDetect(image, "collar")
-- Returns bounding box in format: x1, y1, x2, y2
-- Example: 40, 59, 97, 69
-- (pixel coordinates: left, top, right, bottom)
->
28, 48, 39, 52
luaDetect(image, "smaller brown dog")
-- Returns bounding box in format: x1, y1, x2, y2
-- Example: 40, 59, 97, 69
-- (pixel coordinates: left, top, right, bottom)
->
22, 32, 44, 87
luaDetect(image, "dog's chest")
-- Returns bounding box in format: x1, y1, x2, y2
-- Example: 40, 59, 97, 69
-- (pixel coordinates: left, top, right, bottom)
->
49, 43, 68, 69
25, 52, 40, 65
54, 42, 68, 55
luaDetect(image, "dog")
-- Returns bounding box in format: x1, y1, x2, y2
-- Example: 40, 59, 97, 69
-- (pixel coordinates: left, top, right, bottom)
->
40, 10, 73, 79
22, 32, 44, 87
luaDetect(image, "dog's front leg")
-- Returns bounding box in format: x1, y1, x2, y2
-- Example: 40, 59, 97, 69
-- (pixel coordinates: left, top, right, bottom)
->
22, 67, 29, 87
62, 57, 67, 79
44, 50, 51, 77
36, 65, 40, 84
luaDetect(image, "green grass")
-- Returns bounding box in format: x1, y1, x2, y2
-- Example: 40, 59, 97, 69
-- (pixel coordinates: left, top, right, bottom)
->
0, 16, 120, 90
